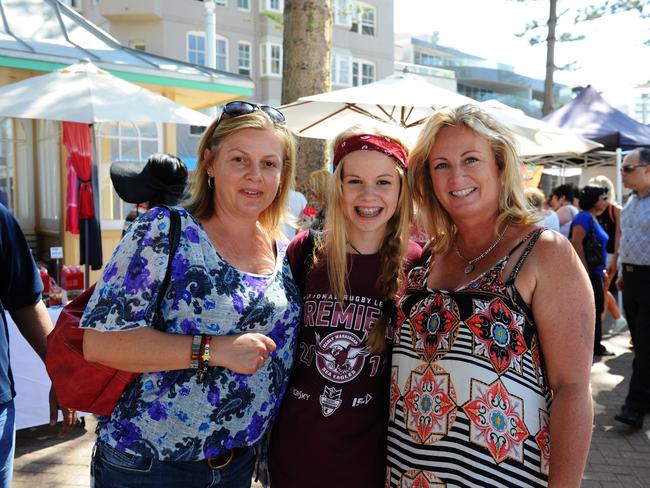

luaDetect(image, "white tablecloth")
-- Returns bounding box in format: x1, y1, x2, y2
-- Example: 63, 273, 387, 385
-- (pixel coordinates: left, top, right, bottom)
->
7, 307, 63, 430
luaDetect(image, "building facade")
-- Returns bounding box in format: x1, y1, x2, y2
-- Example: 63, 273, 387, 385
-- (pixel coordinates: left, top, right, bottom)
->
80, 0, 395, 105
79, 0, 395, 166
396, 34, 572, 118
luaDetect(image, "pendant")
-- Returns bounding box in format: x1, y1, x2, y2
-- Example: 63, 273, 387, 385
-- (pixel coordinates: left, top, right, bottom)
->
464, 263, 474, 274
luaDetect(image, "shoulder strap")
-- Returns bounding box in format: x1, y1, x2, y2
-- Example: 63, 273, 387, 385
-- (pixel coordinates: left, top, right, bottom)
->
295, 230, 317, 294
505, 227, 546, 286
152, 205, 181, 329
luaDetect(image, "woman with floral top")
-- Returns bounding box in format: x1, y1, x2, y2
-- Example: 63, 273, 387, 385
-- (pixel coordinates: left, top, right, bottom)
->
80, 101, 301, 488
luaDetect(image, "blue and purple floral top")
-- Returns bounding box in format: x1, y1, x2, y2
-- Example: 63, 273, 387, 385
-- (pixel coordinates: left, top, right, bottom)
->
80, 206, 301, 461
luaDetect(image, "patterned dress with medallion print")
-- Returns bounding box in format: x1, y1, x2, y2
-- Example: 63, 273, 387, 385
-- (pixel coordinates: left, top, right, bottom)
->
387, 228, 551, 488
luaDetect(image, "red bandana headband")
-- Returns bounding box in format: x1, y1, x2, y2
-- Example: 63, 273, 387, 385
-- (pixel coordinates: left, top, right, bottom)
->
332, 134, 408, 171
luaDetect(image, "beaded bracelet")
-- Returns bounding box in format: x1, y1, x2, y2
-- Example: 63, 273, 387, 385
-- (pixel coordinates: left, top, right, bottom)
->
190, 334, 202, 369
197, 335, 212, 382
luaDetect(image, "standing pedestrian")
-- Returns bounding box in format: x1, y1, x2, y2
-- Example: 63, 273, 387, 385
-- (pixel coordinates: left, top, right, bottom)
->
613, 148, 650, 429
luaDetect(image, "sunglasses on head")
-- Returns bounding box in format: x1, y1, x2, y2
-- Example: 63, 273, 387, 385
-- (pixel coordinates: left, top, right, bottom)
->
621, 164, 645, 173
218, 101, 285, 125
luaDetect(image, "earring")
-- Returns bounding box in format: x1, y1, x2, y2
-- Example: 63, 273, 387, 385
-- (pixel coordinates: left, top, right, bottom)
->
207, 176, 214, 189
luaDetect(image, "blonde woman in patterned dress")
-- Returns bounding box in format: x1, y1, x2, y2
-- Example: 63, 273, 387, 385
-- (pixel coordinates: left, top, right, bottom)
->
387, 105, 593, 488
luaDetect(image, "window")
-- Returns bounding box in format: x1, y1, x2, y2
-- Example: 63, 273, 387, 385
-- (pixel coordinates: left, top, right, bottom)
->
187, 32, 206, 66
37, 121, 60, 231
265, 0, 283, 12
237, 0, 250, 11
350, 2, 375, 36
331, 53, 351, 85
214, 0, 227, 6
215, 35, 228, 71
334, 0, 350, 26
261, 43, 282, 76
97, 122, 161, 226
238, 41, 252, 76
352, 59, 375, 86
414, 51, 444, 67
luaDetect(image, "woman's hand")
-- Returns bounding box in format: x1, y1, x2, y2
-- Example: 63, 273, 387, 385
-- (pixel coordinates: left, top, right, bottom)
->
211, 333, 277, 375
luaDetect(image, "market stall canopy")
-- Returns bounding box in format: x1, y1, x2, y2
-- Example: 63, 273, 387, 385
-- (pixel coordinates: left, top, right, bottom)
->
543, 85, 650, 151
280, 73, 601, 157
0, 61, 213, 125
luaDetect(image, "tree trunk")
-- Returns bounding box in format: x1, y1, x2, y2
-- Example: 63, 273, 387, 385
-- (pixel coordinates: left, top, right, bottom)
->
282, 0, 332, 192
542, 0, 557, 116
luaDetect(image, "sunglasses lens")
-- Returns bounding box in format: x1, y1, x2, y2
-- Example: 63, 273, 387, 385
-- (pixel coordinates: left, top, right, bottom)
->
261, 106, 286, 124
223, 101, 256, 117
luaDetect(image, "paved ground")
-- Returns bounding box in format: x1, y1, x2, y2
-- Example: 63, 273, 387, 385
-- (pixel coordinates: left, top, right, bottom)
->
13, 327, 650, 487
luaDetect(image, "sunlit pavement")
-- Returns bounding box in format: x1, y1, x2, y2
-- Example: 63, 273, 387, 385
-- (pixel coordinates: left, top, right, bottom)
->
12, 328, 649, 487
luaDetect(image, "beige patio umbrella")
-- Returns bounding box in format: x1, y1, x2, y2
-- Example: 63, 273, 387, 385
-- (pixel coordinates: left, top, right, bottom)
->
280, 73, 601, 157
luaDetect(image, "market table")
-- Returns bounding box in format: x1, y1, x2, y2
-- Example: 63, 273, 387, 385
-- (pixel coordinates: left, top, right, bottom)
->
7, 306, 63, 429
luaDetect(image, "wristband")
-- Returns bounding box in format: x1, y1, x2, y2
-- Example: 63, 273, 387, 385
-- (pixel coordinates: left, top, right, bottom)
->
197, 335, 212, 382
190, 334, 201, 369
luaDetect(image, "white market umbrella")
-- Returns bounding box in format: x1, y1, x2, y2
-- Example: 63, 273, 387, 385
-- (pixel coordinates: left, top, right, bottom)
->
0, 60, 213, 125
280, 73, 601, 157
478, 99, 602, 157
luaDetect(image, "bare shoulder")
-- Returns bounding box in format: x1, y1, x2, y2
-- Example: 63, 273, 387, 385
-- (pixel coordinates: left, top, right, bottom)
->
509, 227, 582, 303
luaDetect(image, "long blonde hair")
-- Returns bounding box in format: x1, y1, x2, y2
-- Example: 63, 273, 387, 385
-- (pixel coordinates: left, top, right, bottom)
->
185, 109, 296, 238
319, 125, 412, 353
409, 104, 535, 256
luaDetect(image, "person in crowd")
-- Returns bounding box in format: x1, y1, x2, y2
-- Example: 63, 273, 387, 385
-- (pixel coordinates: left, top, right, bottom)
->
269, 126, 421, 488
0, 203, 77, 487
569, 185, 611, 357
299, 168, 332, 232
80, 101, 302, 487
525, 187, 560, 232
387, 105, 593, 488
588, 175, 627, 334
110, 153, 189, 236
612, 149, 650, 429
281, 188, 307, 239
549, 183, 579, 237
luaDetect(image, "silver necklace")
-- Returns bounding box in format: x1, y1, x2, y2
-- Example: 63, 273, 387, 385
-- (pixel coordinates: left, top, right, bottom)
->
454, 222, 510, 274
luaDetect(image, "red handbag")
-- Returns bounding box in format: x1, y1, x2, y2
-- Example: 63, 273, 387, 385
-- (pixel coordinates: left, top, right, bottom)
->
45, 207, 180, 416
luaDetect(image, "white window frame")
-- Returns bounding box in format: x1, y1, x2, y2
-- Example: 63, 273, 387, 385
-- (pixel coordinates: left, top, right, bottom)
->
352, 58, 375, 86
187, 31, 206, 66
215, 34, 229, 72
350, 1, 376, 36
238, 41, 252, 76
97, 122, 163, 229
237, 0, 250, 11
264, 0, 283, 12
331, 53, 352, 86
334, 0, 351, 27
260, 43, 282, 77
214, 0, 227, 6
36, 121, 60, 231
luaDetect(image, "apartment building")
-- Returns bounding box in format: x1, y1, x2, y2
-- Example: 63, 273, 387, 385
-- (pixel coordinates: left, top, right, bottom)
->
79, 0, 395, 105
77, 0, 394, 164
632, 82, 650, 123
396, 33, 572, 118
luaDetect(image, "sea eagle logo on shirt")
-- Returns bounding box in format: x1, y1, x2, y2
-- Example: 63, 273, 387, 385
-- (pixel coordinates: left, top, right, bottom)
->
315, 331, 369, 383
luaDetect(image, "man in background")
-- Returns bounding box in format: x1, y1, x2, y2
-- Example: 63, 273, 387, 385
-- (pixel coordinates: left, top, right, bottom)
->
613, 149, 650, 429
0, 203, 76, 487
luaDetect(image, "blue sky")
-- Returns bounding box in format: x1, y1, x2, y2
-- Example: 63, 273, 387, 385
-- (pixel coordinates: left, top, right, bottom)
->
394, 0, 650, 109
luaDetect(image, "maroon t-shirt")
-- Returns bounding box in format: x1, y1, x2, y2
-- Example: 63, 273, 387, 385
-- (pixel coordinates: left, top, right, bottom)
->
269, 232, 421, 488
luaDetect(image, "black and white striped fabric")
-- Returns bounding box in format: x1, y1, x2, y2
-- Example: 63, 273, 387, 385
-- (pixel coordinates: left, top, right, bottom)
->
387, 229, 551, 488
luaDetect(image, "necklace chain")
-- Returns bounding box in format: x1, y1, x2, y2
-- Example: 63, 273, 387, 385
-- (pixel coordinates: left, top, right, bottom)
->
454, 222, 510, 274
347, 241, 362, 255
